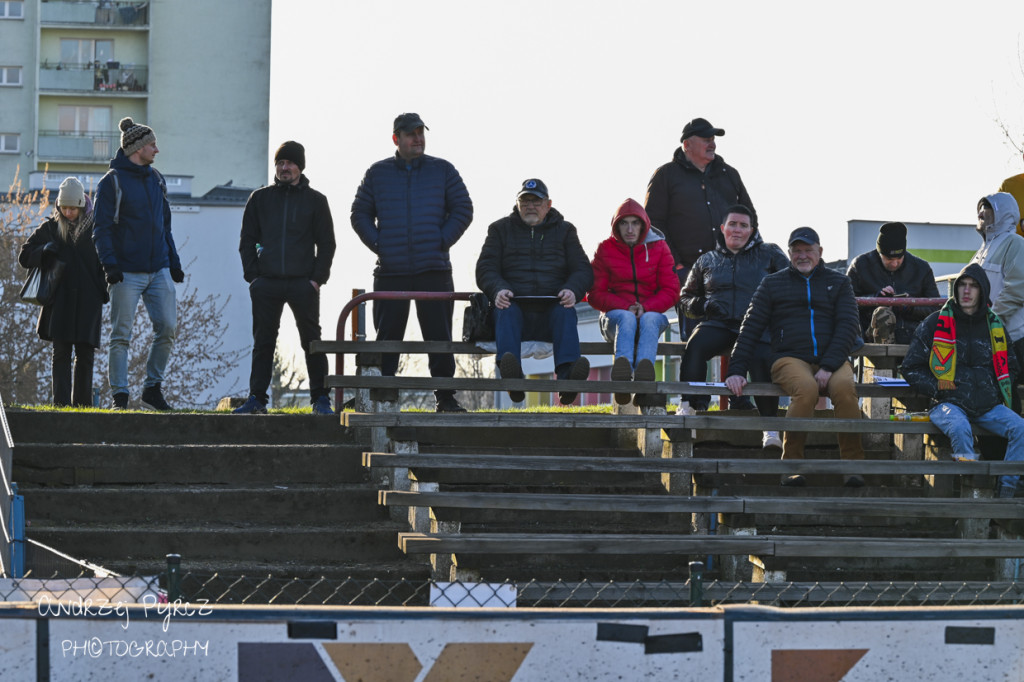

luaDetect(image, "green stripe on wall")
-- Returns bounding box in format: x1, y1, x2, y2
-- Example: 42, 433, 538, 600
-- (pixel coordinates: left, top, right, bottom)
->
910, 249, 975, 264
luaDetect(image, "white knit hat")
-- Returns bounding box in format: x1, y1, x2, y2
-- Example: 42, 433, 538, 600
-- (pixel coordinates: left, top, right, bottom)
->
57, 177, 86, 208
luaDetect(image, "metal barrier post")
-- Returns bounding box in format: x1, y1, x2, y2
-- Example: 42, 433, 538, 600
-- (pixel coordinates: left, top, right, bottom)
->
10, 483, 24, 578
689, 560, 704, 607
166, 553, 182, 602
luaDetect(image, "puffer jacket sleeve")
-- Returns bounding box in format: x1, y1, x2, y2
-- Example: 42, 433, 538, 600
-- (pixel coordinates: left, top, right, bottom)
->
349, 168, 379, 254
439, 165, 473, 249
475, 220, 512, 301
587, 241, 634, 313
680, 253, 709, 319
91, 173, 119, 269
643, 168, 669, 232
639, 241, 681, 313
561, 222, 594, 300
819, 275, 861, 372
900, 311, 940, 399
239, 191, 261, 282
311, 192, 336, 285
767, 244, 789, 273
728, 278, 773, 377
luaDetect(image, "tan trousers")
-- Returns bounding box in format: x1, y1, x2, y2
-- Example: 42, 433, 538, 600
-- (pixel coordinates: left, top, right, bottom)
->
770, 357, 864, 461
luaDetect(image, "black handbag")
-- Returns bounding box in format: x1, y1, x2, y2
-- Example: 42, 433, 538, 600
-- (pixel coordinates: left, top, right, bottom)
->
462, 292, 495, 342
20, 259, 67, 307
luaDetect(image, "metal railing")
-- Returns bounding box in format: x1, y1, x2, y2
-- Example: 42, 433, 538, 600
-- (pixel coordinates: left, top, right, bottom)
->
40, 1, 149, 27
331, 291, 474, 407
37, 130, 119, 163
39, 62, 149, 93
0, 391, 15, 578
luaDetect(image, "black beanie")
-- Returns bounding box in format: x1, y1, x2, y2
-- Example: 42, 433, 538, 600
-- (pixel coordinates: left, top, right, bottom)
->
274, 140, 305, 171
876, 222, 907, 258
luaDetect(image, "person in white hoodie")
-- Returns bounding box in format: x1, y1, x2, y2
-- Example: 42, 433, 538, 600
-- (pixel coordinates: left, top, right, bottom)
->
971, 192, 1024, 351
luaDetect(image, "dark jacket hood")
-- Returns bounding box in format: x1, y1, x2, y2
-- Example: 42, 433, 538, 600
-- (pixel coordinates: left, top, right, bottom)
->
953, 262, 992, 314
610, 198, 652, 243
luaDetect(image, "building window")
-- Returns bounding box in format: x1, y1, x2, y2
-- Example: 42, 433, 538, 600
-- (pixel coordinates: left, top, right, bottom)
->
0, 2, 23, 19
0, 66, 21, 86
60, 38, 114, 66
0, 134, 19, 154
58, 105, 112, 134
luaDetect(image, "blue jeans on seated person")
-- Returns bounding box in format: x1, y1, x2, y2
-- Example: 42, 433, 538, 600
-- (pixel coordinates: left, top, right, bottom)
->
928, 402, 1024, 490
600, 309, 669, 369
494, 300, 580, 374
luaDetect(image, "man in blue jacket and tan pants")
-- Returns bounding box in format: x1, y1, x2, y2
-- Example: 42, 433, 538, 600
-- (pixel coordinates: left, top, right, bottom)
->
350, 113, 474, 413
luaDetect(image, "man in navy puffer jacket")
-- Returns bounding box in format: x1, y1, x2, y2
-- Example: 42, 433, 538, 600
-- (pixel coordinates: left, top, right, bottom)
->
93, 117, 182, 411
351, 113, 473, 412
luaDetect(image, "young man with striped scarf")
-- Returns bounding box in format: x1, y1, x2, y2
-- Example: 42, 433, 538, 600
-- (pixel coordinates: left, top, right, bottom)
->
901, 263, 1024, 498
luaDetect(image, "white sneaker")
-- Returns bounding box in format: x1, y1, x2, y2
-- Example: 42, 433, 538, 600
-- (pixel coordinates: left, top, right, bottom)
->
762, 430, 782, 450
679, 403, 696, 416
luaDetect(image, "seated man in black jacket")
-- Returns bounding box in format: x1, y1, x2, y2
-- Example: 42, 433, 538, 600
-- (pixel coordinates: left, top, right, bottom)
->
476, 179, 594, 406
846, 222, 939, 345
900, 264, 1024, 498
725, 227, 865, 487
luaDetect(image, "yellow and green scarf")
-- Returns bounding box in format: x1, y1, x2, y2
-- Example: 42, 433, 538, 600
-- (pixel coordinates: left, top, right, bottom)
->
930, 300, 1012, 405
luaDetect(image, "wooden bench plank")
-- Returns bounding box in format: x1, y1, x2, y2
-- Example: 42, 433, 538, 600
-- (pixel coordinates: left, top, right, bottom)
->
362, 452, 1024, 475
313, 339, 910, 358
397, 532, 1024, 558
328, 375, 920, 399
345, 412, 940, 434
379, 490, 1024, 519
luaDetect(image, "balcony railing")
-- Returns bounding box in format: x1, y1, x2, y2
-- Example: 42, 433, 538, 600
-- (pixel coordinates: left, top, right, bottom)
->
39, 62, 148, 94
37, 130, 118, 163
40, 1, 149, 27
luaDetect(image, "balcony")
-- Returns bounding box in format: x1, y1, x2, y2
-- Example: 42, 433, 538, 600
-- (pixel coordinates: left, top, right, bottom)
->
39, 62, 148, 94
40, 1, 149, 28
37, 130, 118, 163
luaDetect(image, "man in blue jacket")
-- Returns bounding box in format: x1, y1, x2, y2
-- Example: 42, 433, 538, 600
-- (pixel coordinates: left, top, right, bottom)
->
93, 117, 182, 411
725, 227, 865, 487
234, 141, 337, 416
350, 113, 473, 412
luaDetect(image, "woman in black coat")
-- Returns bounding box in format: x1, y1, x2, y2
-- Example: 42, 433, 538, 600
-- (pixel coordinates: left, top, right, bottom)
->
19, 177, 107, 406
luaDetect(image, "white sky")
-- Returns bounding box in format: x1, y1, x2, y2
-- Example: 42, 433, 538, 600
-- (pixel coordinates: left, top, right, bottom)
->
268, 0, 1024, 342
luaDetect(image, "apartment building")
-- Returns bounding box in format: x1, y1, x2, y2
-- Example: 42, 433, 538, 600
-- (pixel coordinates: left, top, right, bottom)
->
0, 0, 272, 196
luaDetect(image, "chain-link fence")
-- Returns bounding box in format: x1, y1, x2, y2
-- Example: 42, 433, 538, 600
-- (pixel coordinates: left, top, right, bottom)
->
5, 569, 1024, 609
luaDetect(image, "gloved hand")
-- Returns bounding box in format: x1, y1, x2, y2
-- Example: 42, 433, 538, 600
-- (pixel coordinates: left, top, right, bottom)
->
105, 268, 124, 284
170, 268, 185, 283
42, 241, 59, 255
705, 299, 725, 319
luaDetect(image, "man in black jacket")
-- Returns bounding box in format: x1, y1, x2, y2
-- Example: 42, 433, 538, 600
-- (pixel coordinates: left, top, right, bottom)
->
644, 117, 756, 339
476, 179, 593, 406
235, 141, 337, 415
901, 264, 1024, 498
846, 222, 940, 344
725, 227, 865, 486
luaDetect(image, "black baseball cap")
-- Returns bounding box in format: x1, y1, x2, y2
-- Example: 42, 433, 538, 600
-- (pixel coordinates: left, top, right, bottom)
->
517, 178, 549, 200
393, 113, 428, 133
788, 227, 821, 246
681, 117, 725, 141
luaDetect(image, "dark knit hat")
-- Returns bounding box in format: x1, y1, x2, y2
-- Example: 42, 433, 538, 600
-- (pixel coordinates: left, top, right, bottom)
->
119, 117, 156, 156
274, 140, 305, 171
876, 222, 907, 258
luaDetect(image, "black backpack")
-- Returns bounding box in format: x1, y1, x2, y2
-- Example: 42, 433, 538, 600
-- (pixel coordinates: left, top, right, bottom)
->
462, 292, 495, 342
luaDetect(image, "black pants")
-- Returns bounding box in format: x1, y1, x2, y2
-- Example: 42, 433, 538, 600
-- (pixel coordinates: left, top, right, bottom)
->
373, 270, 456, 400
679, 323, 778, 416
248, 277, 327, 403
52, 341, 95, 407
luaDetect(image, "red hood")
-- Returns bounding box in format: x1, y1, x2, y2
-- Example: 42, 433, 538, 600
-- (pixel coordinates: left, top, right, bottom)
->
611, 198, 651, 243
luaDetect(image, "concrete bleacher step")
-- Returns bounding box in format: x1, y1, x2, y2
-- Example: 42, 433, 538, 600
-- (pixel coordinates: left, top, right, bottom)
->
7, 409, 428, 580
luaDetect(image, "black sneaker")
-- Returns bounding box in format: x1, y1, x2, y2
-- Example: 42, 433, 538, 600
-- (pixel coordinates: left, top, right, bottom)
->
140, 384, 172, 411
558, 357, 590, 405
781, 474, 806, 487
435, 394, 468, 413
499, 352, 526, 403
843, 474, 866, 488
111, 392, 129, 410
233, 395, 268, 415
611, 356, 633, 405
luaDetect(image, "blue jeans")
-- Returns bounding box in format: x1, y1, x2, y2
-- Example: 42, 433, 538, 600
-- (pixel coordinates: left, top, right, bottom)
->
929, 402, 1024, 490
494, 301, 580, 373
600, 309, 668, 369
108, 269, 176, 394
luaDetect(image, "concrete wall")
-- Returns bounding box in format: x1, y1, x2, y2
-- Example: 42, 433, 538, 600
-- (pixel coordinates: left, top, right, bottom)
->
148, 0, 271, 196
0, 0, 36, 188
1, 602, 1023, 679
